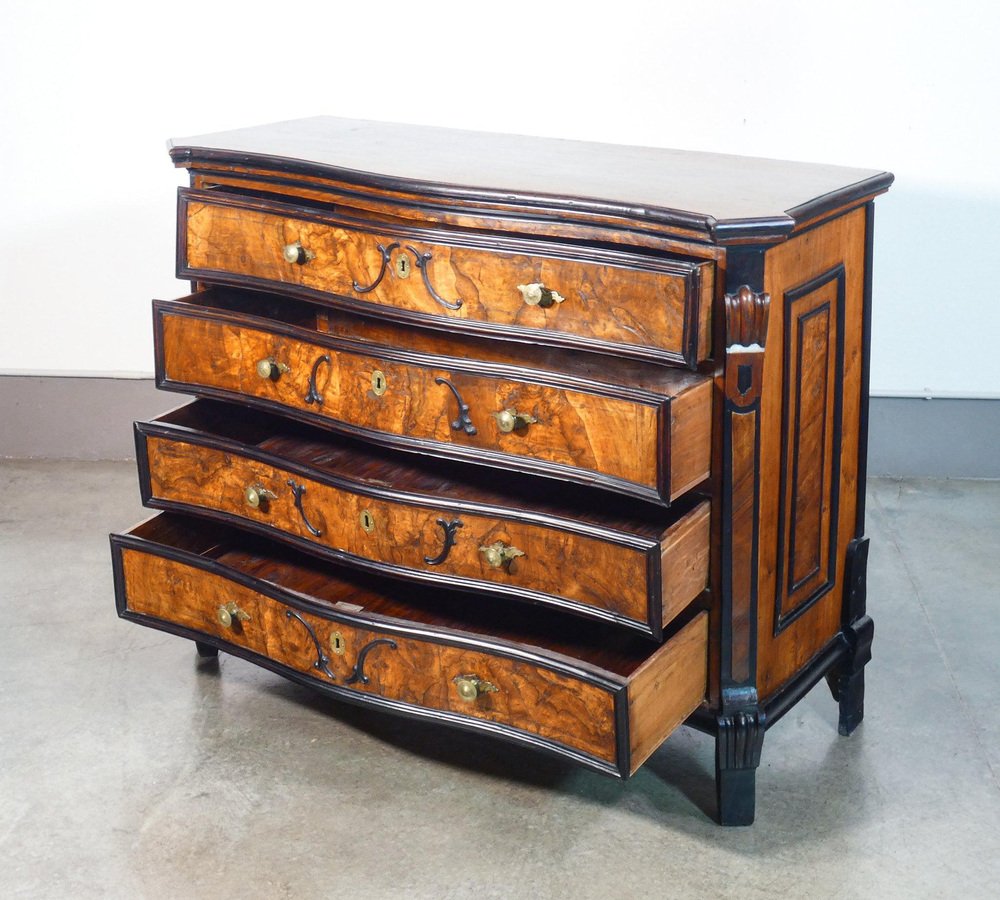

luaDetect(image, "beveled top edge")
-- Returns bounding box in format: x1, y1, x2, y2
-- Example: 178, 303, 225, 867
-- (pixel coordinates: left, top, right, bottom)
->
169, 116, 893, 243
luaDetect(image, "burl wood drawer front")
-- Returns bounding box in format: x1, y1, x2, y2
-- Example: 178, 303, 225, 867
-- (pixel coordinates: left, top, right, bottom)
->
136, 403, 711, 637
179, 188, 714, 367
153, 293, 712, 505
111, 516, 709, 777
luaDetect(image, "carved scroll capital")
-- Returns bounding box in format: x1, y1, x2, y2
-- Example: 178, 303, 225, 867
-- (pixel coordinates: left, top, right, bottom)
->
725, 285, 771, 351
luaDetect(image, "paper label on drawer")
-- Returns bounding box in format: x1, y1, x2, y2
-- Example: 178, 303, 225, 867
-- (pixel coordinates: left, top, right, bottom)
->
334, 601, 365, 613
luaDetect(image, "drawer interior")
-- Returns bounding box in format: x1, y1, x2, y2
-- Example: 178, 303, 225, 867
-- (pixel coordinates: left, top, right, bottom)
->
150, 398, 696, 536
123, 512, 702, 680
172, 287, 708, 395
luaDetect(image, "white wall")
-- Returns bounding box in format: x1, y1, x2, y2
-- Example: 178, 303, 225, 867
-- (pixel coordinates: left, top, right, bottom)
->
2, 0, 998, 396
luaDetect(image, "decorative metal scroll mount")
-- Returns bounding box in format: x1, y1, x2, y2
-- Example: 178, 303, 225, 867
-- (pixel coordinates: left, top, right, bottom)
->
352, 241, 462, 310
304, 354, 331, 406
344, 638, 398, 685
435, 377, 477, 435
285, 609, 337, 680
286, 479, 322, 537
424, 518, 464, 566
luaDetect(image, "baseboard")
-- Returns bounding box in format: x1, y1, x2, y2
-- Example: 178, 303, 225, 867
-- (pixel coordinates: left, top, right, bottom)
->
0, 376, 178, 461
1, 376, 998, 477
867, 396, 1000, 478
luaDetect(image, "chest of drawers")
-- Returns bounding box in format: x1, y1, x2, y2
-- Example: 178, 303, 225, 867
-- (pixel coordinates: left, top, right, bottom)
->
110, 117, 892, 825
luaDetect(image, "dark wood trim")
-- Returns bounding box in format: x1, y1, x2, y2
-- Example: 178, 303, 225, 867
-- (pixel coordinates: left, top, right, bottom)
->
110, 525, 629, 690
171, 146, 717, 235
773, 265, 846, 634
152, 299, 678, 506
190, 167, 721, 253
111, 531, 625, 777
856, 202, 875, 538
134, 419, 668, 639
171, 146, 892, 246
785, 174, 895, 235
176, 188, 709, 369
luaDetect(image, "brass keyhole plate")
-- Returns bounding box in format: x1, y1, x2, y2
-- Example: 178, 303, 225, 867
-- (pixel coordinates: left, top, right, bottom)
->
330, 631, 346, 656
371, 369, 388, 396
394, 254, 411, 279
360, 509, 376, 533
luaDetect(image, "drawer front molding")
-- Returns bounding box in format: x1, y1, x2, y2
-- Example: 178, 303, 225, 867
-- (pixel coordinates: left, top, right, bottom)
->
112, 521, 709, 778
153, 297, 712, 505
136, 422, 711, 637
178, 189, 713, 367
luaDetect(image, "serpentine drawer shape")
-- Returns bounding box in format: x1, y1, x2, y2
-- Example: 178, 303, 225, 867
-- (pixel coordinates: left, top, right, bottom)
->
178, 187, 714, 368
111, 514, 709, 778
136, 399, 711, 639
153, 288, 713, 506
111, 115, 892, 826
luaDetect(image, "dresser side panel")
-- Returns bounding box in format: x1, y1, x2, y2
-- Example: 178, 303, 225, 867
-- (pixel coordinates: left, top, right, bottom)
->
757, 208, 866, 698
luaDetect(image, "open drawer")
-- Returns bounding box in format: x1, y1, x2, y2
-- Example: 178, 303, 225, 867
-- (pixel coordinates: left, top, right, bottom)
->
136, 400, 710, 639
154, 288, 712, 505
111, 513, 709, 778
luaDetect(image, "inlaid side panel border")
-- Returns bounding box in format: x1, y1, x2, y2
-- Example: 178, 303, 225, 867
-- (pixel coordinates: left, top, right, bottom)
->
773, 264, 846, 634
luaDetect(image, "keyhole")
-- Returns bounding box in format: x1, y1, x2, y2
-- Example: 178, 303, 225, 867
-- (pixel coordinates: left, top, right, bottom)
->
360, 509, 375, 533
371, 369, 387, 396
330, 631, 346, 656
395, 254, 411, 279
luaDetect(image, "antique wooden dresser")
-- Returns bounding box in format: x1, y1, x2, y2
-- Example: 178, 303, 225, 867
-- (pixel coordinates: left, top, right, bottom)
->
110, 117, 892, 825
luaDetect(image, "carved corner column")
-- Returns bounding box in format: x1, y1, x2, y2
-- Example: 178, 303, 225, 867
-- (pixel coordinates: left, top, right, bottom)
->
717, 284, 770, 826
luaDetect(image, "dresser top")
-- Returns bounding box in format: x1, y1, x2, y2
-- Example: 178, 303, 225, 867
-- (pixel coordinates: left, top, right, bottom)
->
170, 116, 892, 242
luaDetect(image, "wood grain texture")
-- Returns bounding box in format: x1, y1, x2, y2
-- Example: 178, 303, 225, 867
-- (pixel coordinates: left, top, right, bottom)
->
191, 170, 728, 258
120, 545, 619, 763
142, 434, 659, 626
660, 502, 711, 628
169, 116, 892, 241
757, 208, 866, 697
627, 612, 708, 772
155, 292, 712, 504
182, 190, 712, 365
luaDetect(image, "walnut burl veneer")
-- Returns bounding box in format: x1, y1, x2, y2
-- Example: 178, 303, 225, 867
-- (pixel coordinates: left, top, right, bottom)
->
112, 116, 892, 827
137, 400, 710, 638
112, 514, 708, 777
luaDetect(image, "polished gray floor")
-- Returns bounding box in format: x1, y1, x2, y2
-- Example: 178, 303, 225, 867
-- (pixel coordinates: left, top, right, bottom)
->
1, 463, 998, 899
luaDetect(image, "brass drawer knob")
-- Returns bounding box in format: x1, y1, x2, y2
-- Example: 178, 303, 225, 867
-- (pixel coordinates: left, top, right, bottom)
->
453, 674, 499, 702
217, 601, 250, 629
244, 482, 277, 510
517, 282, 565, 308
256, 357, 290, 381
479, 541, 525, 569
282, 241, 316, 265
494, 409, 537, 434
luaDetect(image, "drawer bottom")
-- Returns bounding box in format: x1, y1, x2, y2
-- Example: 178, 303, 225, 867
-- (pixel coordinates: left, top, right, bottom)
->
111, 514, 708, 777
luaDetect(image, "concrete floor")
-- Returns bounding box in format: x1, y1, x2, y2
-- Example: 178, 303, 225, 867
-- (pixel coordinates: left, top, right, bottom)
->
1, 462, 998, 899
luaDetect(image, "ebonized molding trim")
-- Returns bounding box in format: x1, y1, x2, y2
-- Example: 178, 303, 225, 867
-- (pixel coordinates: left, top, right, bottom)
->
135, 422, 666, 639
176, 188, 709, 369
152, 297, 679, 506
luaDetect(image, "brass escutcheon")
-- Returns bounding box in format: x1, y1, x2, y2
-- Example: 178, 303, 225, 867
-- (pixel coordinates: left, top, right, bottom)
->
359, 509, 376, 533
371, 369, 388, 396
330, 631, 346, 656
394, 252, 411, 279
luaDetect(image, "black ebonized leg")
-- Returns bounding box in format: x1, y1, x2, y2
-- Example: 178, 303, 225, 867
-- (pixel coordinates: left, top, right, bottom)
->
826, 537, 874, 736
715, 709, 765, 826
195, 641, 219, 659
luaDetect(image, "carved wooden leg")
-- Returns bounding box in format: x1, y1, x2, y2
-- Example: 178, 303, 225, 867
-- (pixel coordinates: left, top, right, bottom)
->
195, 640, 219, 658
826, 537, 874, 735
716, 709, 766, 826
